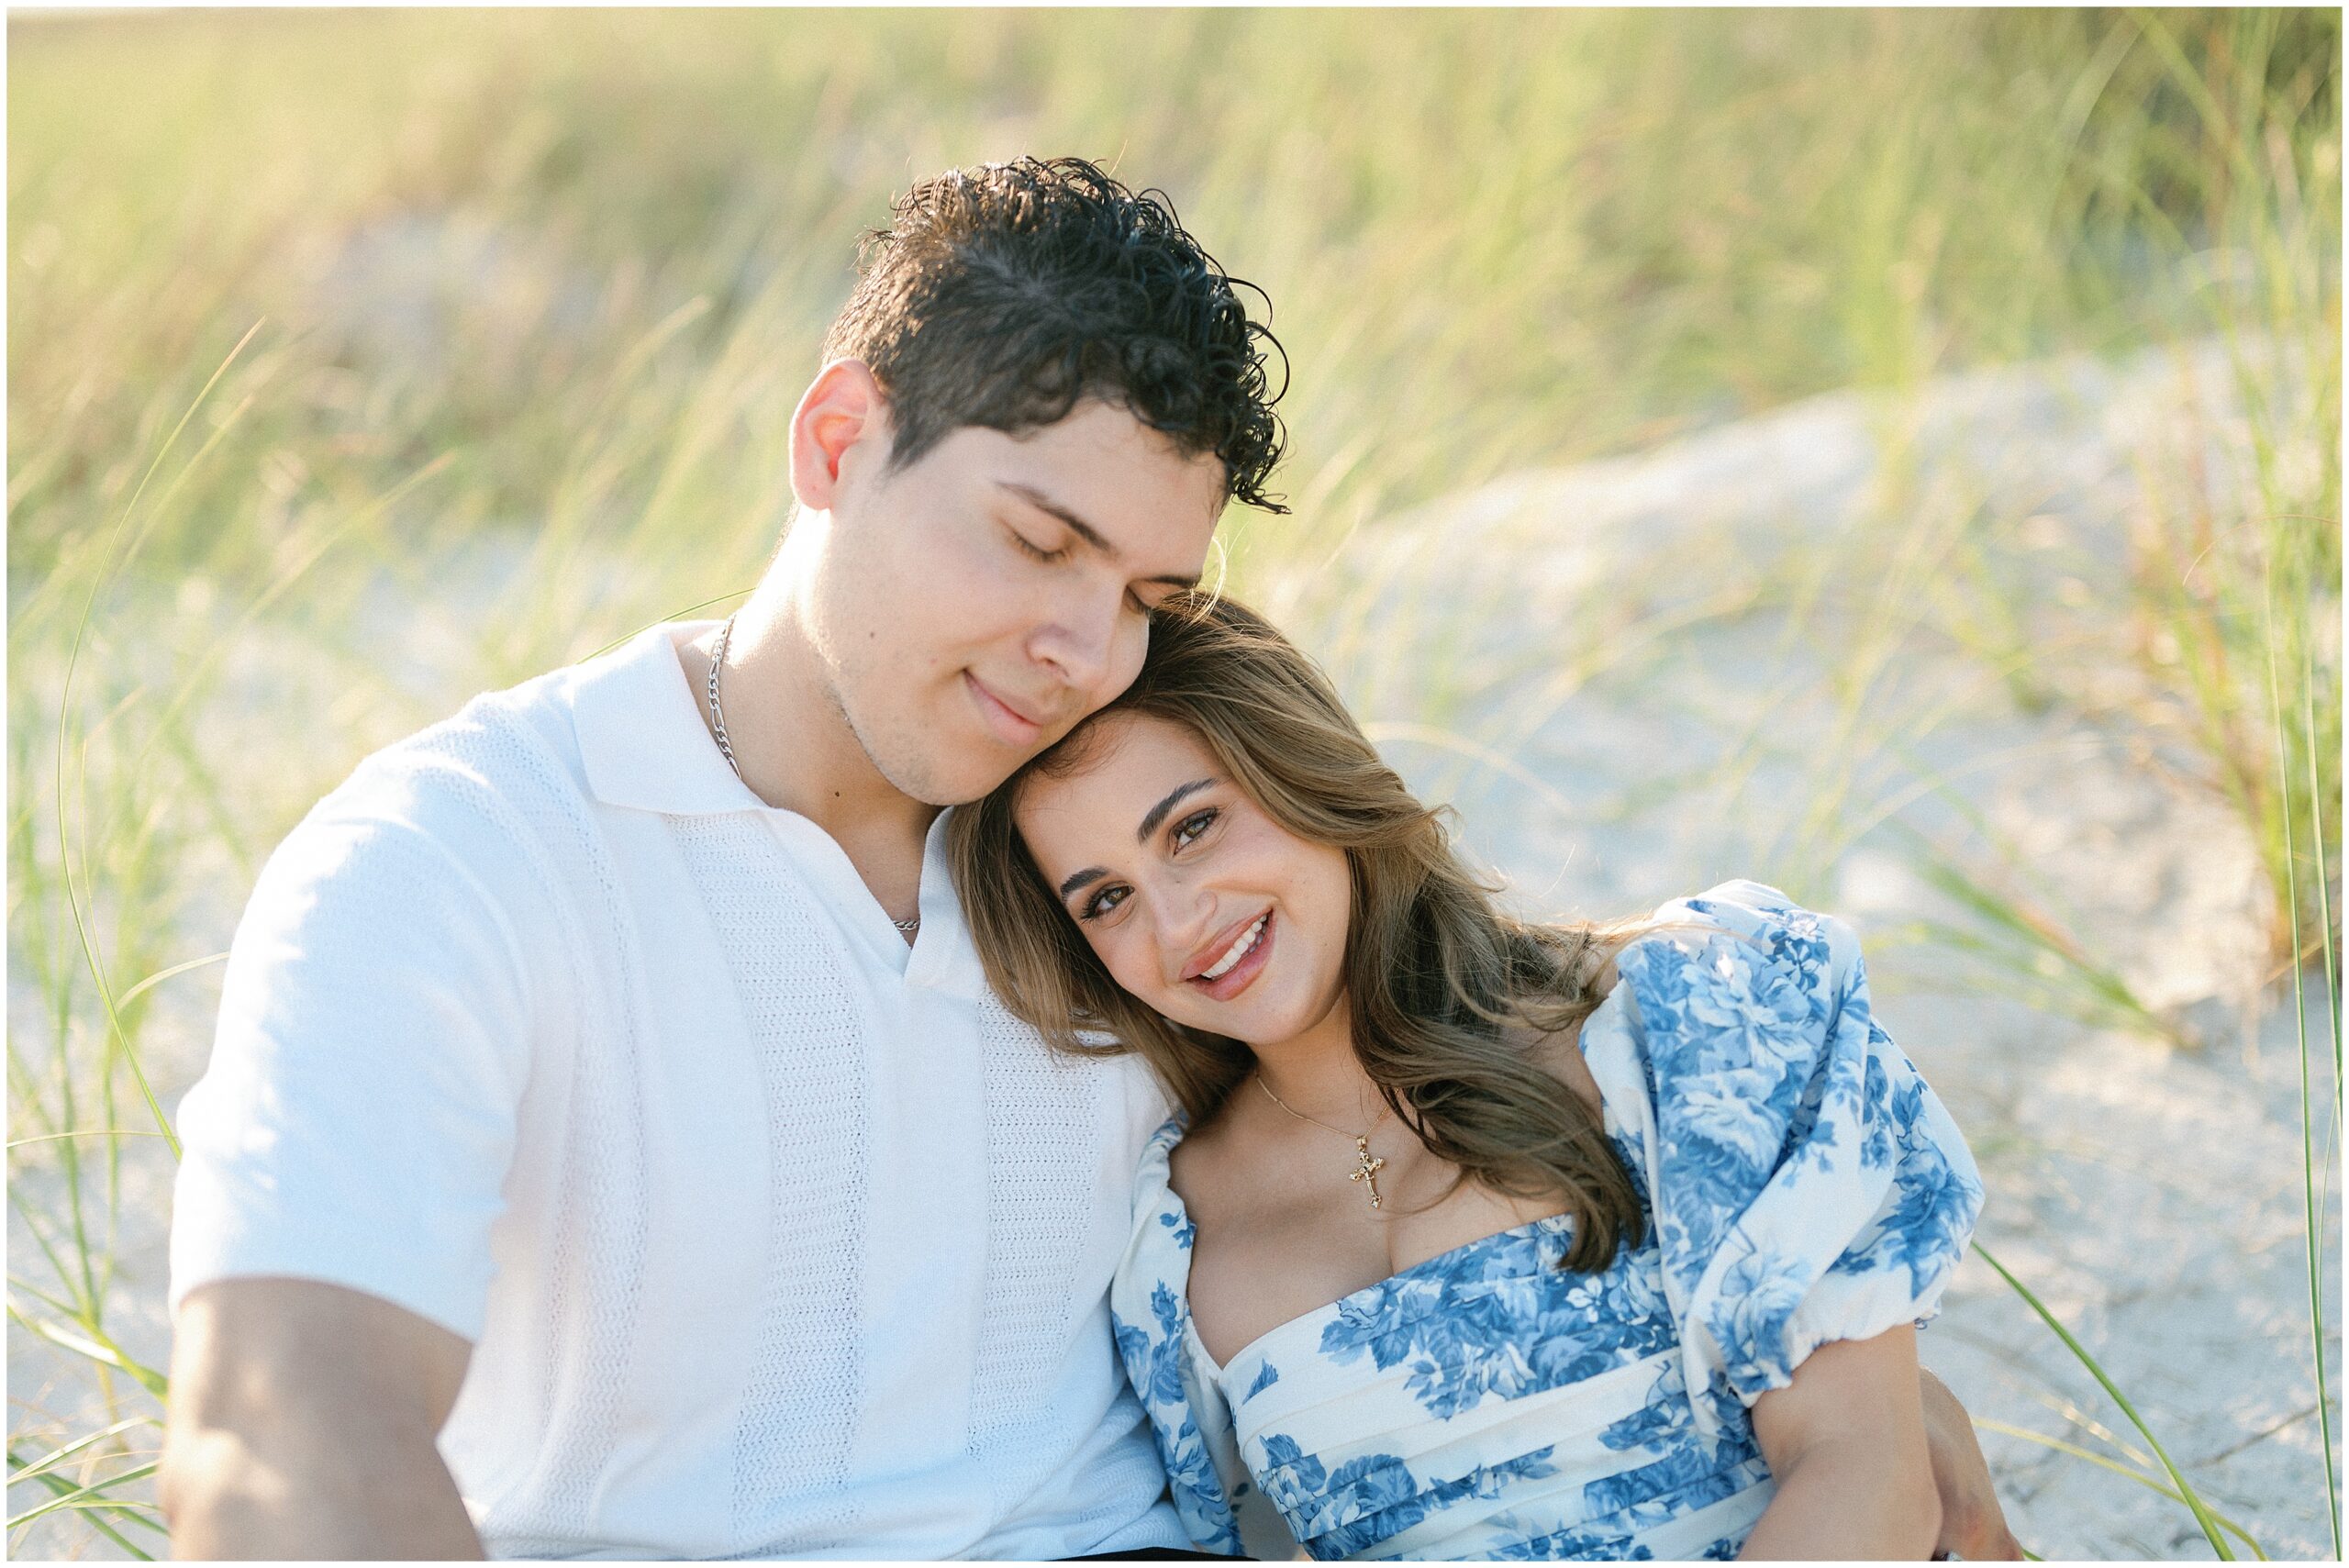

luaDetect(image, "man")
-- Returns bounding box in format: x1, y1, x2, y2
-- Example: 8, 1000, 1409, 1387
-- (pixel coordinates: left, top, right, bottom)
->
160, 157, 2018, 1560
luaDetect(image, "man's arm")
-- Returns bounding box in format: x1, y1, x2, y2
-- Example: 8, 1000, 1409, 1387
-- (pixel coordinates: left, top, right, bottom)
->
162, 1278, 485, 1560
1920, 1366, 2024, 1560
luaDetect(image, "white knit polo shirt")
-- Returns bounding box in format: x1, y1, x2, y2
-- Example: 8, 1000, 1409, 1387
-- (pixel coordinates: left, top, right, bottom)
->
168, 623, 1186, 1560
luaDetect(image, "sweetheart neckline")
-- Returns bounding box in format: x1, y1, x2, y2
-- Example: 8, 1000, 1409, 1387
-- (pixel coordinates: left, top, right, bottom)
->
1156, 1158, 1584, 1380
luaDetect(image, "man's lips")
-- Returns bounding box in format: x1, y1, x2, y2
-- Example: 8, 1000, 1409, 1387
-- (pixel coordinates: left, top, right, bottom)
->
964, 672, 1047, 743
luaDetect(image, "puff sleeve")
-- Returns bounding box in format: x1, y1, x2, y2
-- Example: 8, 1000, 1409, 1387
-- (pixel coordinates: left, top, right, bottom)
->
1109, 1120, 1249, 1557
1586, 880, 1984, 1440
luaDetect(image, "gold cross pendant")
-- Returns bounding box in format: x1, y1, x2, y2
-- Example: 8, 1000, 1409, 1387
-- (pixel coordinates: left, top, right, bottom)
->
1349, 1134, 1386, 1210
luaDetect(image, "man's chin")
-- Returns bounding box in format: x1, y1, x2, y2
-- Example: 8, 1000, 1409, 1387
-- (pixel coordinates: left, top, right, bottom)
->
836, 693, 1022, 807
870, 744, 1027, 810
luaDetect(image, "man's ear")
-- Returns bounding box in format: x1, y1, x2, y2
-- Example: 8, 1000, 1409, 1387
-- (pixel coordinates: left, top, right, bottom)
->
789, 358, 894, 511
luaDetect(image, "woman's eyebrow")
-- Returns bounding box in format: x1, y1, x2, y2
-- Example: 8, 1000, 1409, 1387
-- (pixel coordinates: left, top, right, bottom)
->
1053, 778, 1222, 900
1137, 778, 1217, 843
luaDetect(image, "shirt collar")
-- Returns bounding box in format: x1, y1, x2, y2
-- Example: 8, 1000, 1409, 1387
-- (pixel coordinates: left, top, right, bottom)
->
570, 620, 764, 816
569, 621, 994, 995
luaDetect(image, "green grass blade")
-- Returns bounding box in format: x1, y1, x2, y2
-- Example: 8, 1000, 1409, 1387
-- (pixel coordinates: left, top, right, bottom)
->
14, 1497, 167, 1533
6, 1462, 161, 1530
2301, 620, 2343, 1558
6, 1447, 159, 1559
8, 1417, 157, 1485
6, 1129, 176, 1152
7, 1305, 170, 1400
2268, 563, 2340, 1557
6, 1184, 92, 1324
1974, 1240, 2234, 1558
121, 450, 457, 788
2304, 629, 2341, 1092
1975, 1418, 2269, 1558
47, 323, 267, 1163
112, 951, 228, 1012
585, 587, 755, 662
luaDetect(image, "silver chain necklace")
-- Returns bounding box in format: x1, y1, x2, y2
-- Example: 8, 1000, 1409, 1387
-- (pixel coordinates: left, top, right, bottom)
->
706, 614, 743, 776
707, 614, 919, 937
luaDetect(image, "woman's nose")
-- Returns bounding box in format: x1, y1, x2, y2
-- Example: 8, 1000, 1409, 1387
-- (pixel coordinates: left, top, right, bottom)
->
1148, 881, 1217, 974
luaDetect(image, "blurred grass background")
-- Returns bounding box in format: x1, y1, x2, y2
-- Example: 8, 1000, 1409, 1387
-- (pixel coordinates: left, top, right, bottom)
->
7, 7, 2340, 1557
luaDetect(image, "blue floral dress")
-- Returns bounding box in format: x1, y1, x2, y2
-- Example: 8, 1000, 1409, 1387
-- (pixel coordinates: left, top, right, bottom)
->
1109, 881, 1984, 1561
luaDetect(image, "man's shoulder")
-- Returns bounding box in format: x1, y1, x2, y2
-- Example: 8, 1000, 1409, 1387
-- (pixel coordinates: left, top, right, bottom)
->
265, 639, 670, 926
322, 662, 597, 850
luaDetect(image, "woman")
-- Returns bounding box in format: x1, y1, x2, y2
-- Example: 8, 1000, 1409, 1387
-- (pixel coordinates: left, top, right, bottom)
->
949, 593, 1984, 1561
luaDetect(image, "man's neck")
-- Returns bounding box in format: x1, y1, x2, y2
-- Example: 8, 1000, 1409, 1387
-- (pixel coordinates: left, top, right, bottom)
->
674, 589, 940, 878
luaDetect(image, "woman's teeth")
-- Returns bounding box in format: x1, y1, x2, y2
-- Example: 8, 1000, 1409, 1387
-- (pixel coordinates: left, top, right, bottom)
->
1200, 913, 1270, 981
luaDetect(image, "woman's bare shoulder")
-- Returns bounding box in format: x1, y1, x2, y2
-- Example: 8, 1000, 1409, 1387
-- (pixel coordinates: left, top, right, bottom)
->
1166, 1095, 1248, 1211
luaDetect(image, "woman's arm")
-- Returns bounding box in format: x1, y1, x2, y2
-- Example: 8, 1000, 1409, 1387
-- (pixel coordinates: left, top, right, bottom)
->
1920, 1367, 2025, 1559
1739, 1325, 1941, 1561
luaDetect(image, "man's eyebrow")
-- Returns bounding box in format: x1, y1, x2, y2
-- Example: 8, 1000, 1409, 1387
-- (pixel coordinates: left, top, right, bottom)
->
1138, 778, 1217, 844
997, 481, 1199, 590
1058, 865, 1109, 901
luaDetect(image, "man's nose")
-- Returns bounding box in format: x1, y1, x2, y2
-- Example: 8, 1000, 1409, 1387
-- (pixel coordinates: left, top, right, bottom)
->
1030, 585, 1121, 695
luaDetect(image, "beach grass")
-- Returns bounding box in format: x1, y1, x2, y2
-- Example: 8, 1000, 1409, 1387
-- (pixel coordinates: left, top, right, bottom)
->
7, 9, 2338, 1557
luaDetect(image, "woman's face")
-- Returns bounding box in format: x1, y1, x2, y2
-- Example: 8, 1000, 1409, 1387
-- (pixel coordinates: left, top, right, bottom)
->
1012, 711, 1353, 1049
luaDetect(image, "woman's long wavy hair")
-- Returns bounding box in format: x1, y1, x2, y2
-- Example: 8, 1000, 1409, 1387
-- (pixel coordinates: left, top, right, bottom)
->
948, 592, 1648, 1272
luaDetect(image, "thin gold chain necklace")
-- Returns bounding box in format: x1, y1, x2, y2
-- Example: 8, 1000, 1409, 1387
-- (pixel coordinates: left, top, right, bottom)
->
1255, 1075, 1392, 1210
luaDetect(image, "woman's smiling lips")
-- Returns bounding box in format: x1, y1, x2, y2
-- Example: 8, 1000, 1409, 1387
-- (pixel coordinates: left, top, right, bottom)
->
964, 671, 1045, 746
1185, 908, 1276, 1003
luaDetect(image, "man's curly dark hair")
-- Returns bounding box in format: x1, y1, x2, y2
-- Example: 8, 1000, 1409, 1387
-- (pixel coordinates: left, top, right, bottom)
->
821, 157, 1289, 514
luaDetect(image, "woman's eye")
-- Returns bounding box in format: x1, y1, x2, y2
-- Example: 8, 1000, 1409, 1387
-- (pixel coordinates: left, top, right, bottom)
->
1080, 884, 1130, 921
1171, 807, 1219, 851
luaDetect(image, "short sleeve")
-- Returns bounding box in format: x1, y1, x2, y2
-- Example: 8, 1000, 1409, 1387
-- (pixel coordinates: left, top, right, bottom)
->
1108, 1121, 1248, 1558
1591, 880, 1984, 1439
167, 760, 539, 1343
